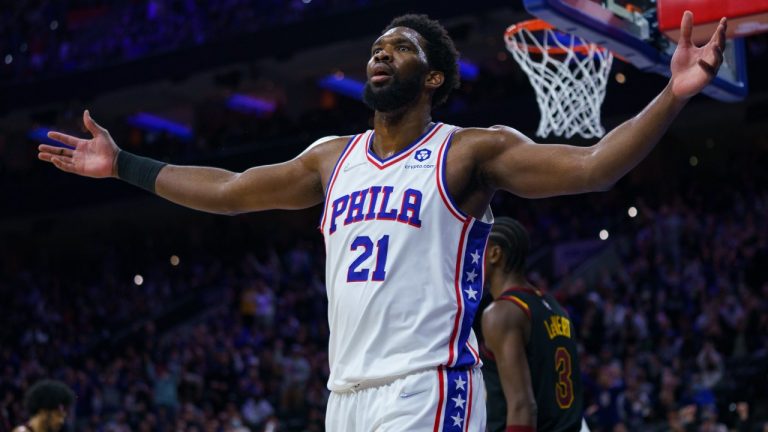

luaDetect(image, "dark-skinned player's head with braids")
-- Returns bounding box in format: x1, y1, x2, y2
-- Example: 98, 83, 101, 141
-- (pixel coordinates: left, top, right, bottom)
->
23, 379, 75, 431
488, 217, 530, 275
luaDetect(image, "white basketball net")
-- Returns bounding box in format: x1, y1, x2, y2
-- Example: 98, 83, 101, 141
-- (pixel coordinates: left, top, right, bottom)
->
505, 23, 613, 139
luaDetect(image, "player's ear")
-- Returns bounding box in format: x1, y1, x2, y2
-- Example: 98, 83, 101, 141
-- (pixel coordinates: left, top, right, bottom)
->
486, 244, 502, 266
425, 70, 444, 90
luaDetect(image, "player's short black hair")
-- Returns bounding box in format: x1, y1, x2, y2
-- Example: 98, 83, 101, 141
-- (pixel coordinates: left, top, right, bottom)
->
24, 380, 75, 416
489, 217, 530, 274
384, 14, 460, 107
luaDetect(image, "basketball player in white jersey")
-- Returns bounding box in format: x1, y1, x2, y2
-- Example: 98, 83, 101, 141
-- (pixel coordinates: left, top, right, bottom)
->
39, 13, 726, 431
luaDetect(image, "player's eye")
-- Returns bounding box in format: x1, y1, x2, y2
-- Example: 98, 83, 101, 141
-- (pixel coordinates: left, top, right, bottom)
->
398, 46, 410, 52
372, 48, 382, 55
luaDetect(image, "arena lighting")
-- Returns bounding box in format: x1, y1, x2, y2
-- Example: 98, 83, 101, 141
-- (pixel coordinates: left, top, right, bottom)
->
226, 94, 276, 116
599, 229, 609, 240
170, 255, 180, 266
628, 206, 638, 218
317, 75, 365, 101
458, 59, 479, 80
134, 274, 144, 286
29, 127, 69, 147
126, 112, 193, 141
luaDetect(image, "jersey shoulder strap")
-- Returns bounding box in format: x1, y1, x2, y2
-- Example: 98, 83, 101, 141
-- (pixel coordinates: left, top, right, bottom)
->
496, 286, 541, 319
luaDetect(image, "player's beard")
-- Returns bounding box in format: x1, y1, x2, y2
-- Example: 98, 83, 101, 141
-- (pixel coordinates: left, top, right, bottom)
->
363, 69, 424, 112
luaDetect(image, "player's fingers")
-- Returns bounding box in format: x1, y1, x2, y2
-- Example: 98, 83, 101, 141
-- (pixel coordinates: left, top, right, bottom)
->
713, 45, 724, 66
717, 17, 727, 52
46, 131, 83, 148
51, 156, 76, 173
705, 17, 727, 52
83, 109, 107, 137
704, 39, 724, 69
38, 144, 75, 157
697, 58, 717, 77
38, 152, 55, 163
679, 11, 693, 48
40, 152, 73, 163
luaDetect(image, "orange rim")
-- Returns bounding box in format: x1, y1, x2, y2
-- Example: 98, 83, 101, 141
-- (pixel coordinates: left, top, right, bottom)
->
504, 18, 607, 56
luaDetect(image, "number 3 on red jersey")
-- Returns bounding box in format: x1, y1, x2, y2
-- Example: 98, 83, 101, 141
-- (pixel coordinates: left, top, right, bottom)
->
555, 347, 574, 409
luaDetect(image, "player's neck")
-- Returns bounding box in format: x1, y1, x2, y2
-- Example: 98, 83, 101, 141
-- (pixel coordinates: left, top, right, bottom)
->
27, 415, 45, 432
489, 273, 533, 299
372, 103, 432, 159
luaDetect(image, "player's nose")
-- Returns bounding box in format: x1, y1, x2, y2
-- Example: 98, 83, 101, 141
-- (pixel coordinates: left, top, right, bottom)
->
373, 47, 392, 62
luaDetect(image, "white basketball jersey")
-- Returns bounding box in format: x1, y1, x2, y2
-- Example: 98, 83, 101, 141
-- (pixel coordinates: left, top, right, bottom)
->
320, 123, 493, 391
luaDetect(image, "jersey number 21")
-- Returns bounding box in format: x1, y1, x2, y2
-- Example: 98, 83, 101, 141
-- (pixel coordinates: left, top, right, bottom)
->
347, 235, 389, 282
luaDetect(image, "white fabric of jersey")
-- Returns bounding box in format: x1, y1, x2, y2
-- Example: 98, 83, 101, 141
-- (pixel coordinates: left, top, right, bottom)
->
320, 123, 493, 391
325, 366, 486, 431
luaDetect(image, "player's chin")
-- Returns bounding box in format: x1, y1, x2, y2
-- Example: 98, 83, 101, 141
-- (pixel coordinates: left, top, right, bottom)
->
368, 76, 393, 87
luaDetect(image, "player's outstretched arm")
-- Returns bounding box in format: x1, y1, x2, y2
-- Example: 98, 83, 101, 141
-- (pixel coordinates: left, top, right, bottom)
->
473, 12, 726, 199
483, 302, 537, 429
39, 110, 330, 214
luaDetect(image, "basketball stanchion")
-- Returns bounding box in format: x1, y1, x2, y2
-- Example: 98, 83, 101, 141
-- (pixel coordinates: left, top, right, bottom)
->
505, 19, 613, 139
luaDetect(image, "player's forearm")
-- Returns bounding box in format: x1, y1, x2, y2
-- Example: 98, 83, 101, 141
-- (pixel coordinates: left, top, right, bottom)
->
586, 82, 688, 191
115, 149, 245, 214
117, 149, 324, 214
154, 164, 243, 215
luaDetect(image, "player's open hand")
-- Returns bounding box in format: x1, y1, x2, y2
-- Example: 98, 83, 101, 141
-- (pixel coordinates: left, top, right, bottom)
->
38, 110, 119, 178
670, 11, 727, 99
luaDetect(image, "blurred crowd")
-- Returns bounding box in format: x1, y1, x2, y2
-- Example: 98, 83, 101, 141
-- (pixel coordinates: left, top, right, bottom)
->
1, 214, 331, 431
1, 150, 767, 431
554, 192, 768, 431
1, 2, 767, 431
0, 0, 382, 83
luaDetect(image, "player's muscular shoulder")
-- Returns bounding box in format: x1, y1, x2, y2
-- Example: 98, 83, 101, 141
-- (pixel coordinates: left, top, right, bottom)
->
299, 135, 354, 192
454, 126, 530, 162
444, 126, 527, 217
483, 299, 531, 347
484, 300, 525, 330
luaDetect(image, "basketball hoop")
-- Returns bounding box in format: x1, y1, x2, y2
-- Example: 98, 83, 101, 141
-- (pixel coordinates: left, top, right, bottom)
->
505, 19, 613, 139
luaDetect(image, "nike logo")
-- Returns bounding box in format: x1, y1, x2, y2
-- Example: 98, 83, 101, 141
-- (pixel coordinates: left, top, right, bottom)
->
343, 162, 366, 172
399, 390, 427, 399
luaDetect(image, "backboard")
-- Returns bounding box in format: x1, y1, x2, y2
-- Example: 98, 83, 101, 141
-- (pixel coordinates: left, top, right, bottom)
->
521, 0, 765, 102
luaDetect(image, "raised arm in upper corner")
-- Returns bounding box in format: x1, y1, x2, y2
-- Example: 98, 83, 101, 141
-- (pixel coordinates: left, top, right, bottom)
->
39, 110, 349, 215
465, 12, 726, 200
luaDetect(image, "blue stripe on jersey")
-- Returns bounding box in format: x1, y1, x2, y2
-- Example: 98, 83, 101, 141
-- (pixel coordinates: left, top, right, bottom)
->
454, 219, 492, 367
367, 122, 439, 164
438, 130, 468, 219
442, 368, 471, 431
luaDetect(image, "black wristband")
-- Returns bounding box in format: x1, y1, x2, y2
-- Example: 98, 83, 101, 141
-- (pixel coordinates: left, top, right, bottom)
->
116, 150, 167, 193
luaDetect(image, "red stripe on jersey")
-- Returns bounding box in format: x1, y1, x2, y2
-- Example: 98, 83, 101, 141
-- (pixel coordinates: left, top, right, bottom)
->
433, 366, 446, 432
320, 133, 365, 232
447, 219, 471, 365
466, 341, 481, 365
498, 296, 532, 319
